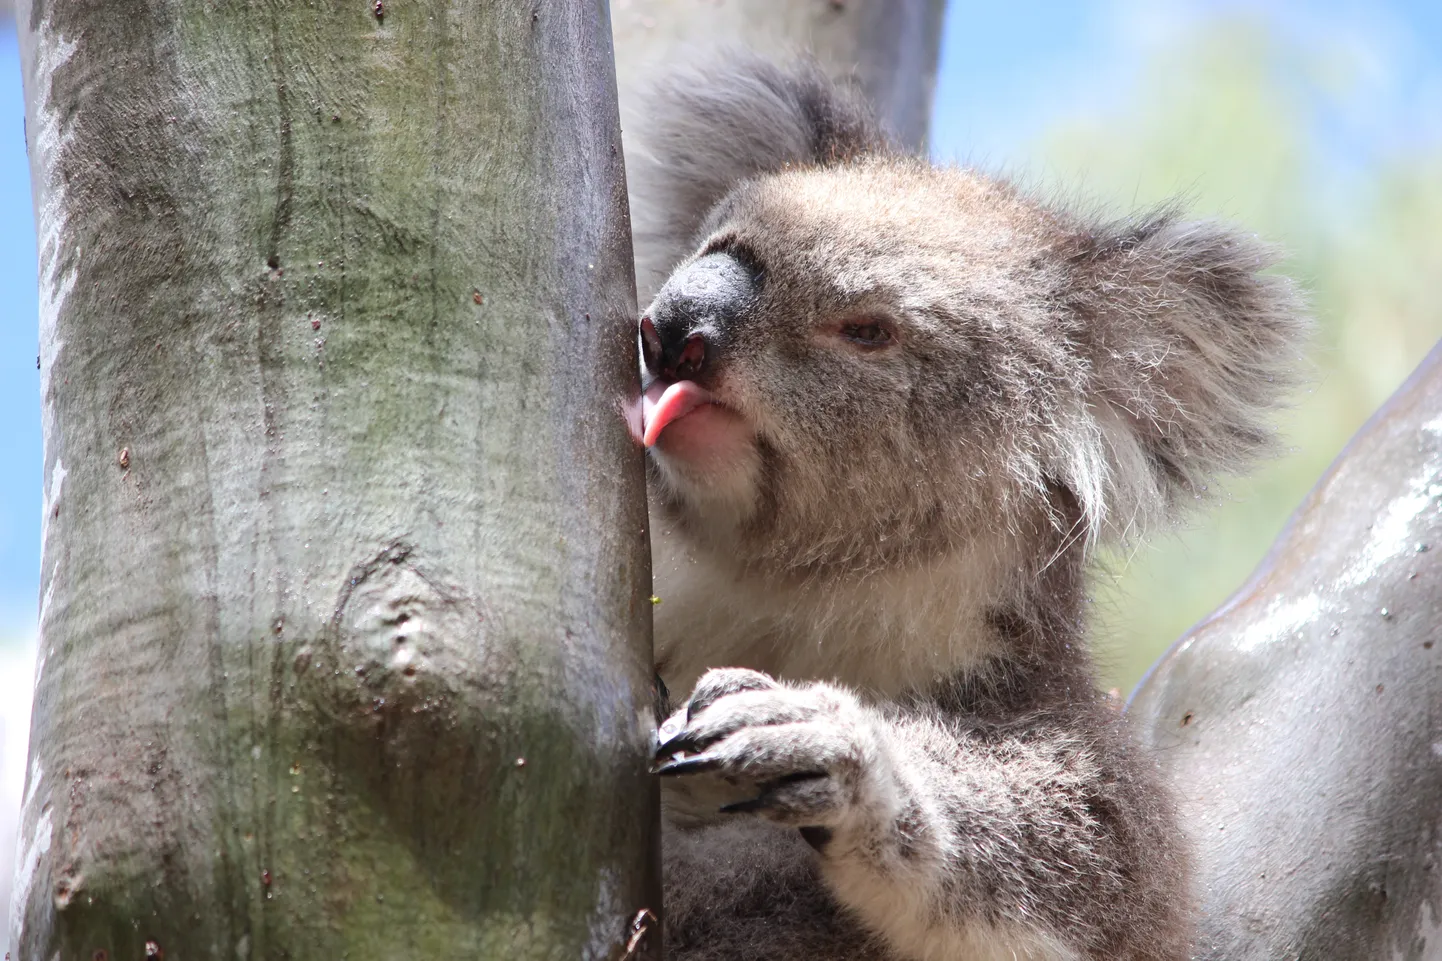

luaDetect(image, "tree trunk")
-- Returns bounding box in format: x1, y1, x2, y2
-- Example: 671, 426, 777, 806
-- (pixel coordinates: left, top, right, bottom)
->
611, 0, 946, 301
1130, 347, 1442, 959
13, 2, 657, 959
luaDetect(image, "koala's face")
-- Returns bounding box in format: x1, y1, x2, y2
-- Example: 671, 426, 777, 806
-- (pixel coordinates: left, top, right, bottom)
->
639, 162, 1078, 575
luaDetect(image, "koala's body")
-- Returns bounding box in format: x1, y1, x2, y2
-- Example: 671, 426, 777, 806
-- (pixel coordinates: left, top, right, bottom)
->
632, 60, 1305, 961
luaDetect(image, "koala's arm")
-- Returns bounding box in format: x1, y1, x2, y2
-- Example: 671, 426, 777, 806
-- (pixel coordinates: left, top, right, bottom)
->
658, 669, 1186, 960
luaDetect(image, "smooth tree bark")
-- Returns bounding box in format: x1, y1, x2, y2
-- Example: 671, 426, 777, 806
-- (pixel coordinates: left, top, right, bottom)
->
13, 2, 657, 959
611, 0, 946, 301
1131, 346, 1442, 959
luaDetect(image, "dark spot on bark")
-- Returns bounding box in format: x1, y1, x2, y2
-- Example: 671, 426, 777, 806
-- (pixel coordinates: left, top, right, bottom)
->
1180, 711, 1193, 727
266, 254, 279, 269
799, 826, 833, 851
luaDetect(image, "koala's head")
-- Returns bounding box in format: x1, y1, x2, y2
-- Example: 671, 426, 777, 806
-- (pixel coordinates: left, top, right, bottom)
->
632, 60, 1306, 578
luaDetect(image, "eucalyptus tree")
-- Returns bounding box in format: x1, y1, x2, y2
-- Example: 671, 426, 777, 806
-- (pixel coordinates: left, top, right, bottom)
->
13, 3, 654, 958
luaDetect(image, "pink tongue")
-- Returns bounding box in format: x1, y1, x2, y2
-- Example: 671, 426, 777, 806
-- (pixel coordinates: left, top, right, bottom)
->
642, 381, 717, 447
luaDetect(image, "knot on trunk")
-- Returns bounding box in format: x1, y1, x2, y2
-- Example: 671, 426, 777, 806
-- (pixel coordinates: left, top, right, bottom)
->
309, 543, 496, 747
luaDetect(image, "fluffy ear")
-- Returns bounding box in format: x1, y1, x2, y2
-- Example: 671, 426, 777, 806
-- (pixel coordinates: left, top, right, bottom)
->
1062, 210, 1309, 541
627, 56, 890, 301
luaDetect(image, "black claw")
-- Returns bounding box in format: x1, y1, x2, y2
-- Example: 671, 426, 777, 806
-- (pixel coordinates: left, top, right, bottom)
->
718, 770, 831, 816
653, 754, 722, 777
654, 731, 705, 761
719, 796, 773, 815
652, 671, 672, 727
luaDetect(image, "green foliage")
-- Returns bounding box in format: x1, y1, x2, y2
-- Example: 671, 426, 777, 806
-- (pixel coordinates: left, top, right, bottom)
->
1036, 16, 1442, 692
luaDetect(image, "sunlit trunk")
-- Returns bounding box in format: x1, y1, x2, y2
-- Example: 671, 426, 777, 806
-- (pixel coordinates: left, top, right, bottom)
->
12, 2, 656, 957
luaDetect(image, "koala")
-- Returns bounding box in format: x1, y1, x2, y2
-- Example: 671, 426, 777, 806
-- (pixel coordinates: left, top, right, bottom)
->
630, 58, 1305, 961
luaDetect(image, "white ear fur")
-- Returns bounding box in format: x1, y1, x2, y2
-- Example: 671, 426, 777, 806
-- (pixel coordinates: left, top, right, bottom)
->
1066, 213, 1309, 543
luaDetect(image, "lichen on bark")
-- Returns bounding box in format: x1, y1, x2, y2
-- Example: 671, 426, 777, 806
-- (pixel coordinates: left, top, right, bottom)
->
14, 1, 657, 958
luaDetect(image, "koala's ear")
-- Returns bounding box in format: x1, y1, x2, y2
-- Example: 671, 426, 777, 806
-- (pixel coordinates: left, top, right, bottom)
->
1064, 211, 1309, 539
628, 56, 889, 301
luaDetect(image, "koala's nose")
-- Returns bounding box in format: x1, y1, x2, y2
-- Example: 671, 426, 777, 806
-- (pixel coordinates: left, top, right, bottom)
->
640, 316, 707, 382
639, 251, 759, 382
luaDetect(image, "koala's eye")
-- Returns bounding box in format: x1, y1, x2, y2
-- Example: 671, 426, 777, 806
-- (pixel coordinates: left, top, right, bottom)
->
837, 320, 894, 348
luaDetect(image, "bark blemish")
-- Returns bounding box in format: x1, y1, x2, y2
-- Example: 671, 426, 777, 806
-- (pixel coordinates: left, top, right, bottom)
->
309, 544, 493, 742
53, 872, 79, 909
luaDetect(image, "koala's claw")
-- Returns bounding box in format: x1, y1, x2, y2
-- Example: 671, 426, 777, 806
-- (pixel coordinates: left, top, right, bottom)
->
653, 754, 725, 777
654, 668, 884, 828
684, 666, 779, 719
654, 729, 707, 759
718, 772, 832, 817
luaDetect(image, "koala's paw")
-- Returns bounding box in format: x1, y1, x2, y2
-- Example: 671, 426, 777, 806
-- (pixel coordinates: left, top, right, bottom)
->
653, 668, 892, 828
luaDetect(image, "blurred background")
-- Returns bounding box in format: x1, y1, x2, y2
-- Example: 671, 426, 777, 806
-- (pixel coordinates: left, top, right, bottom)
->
0, 0, 1440, 942
927, 0, 1442, 691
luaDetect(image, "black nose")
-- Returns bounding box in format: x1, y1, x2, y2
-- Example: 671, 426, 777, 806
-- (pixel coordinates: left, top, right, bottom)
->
639, 252, 760, 382
640, 317, 707, 381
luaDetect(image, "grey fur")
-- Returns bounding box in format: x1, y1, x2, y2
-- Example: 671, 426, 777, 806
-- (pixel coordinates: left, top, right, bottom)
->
638, 57, 1307, 961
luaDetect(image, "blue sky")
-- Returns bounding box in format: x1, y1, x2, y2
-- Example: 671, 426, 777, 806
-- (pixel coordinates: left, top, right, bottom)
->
0, 22, 38, 649
1, 0, 1441, 648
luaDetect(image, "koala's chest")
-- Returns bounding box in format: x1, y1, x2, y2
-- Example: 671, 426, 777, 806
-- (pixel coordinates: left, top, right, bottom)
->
649, 540, 1004, 699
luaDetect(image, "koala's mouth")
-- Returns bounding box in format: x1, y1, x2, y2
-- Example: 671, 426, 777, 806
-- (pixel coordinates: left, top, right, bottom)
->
642, 380, 722, 448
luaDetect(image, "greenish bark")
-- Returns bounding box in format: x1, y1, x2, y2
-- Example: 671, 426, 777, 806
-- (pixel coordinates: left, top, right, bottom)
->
14, 1, 657, 959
